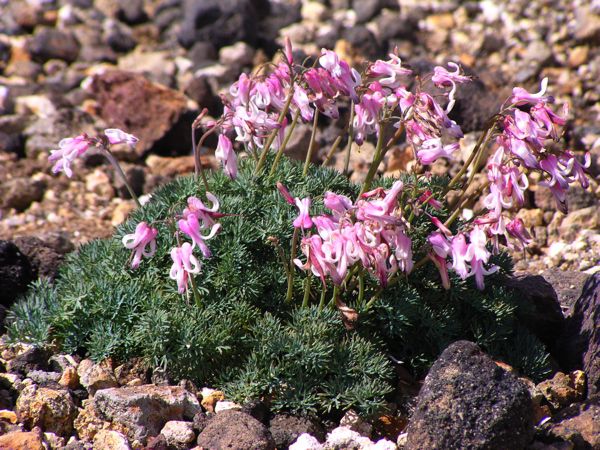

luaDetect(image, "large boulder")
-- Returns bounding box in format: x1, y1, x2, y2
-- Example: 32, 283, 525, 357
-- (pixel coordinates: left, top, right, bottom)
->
405, 340, 534, 449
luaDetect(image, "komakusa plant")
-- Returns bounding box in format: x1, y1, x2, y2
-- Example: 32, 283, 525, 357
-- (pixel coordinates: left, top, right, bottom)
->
7, 39, 591, 416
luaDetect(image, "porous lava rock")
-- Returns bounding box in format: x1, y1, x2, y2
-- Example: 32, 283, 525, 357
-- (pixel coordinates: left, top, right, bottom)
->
0, 429, 45, 450
269, 414, 326, 448
196, 410, 275, 450
405, 340, 534, 449
538, 395, 600, 448
16, 385, 77, 436
0, 240, 34, 308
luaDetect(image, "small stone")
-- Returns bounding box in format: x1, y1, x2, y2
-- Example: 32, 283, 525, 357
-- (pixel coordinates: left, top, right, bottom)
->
85, 170, 114, 198
568, 45, 589, 67
516, 208, 544, 227
0, 409, 17, 423
111, 200, 135, 226
219, 42, 254, 68
0, 241, 35, 309
25, 370, 61, 386
425, 13, 456, 30
539, 395, 600, 448
324, 426, 374, 448
214, 400, 241, 413
301, 2, 328, 22
16, 385, 77, 436
0, 178, 46, 211
560, 207, 600, 240
160, 420, 196, 449
340, 409, 372, 437
200, 388, 225, 413
29, 27, 80, 63
270, 414, 325, 449
289, 433, 323, 450
59, 367, 80, 390
103, 19, 137, 53
43, 432, 65, 450
537, 371, 587, 410
0, 429, 44, 450
77, 359, 118, 396
93, 430, 131, 450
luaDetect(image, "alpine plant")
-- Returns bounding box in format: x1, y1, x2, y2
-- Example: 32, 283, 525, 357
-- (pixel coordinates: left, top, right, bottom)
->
48, 39, 591, 299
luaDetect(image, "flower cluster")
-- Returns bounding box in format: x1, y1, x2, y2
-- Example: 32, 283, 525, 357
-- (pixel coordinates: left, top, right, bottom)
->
283, 181, 413, 287
170, 193, 222, 293
206, 41, 471, 179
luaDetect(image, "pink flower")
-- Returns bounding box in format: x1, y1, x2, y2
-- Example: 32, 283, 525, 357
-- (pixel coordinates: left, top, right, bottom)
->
178, 213, 221, 258
48, 134, 91, 178
293, 197, 314, 229
418, 190, 442, 210
367, 54, 411, 88
450, 234, 470, 279
323, 192, 353, 217
431, 62, 470, 112
122, 221, 158, 269
416, 138, 459, 164
183, 193, 221, 225
506, 218, 533, 248
465, 226, 498, 290
169, 243, 201, 294
215, 134, 238, 179
104, 128, 138, 146
510, 77, 550, 105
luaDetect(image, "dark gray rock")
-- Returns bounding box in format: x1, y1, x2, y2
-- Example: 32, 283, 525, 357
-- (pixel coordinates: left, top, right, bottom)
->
405, 340, 534, 449
240, 400, 269, 425
187, 42, 218, 69
541, 269, 590, 318
184, 76, 221, 115
6, 346, 51, 376
103, 19, 137, 53
177, 0, 259, 50
14, 236, 66, 281
113, 165, 145, 199
554, 274, 600, 397
196, 410, 275, 450
0, 240, 35, 309
269, 414, 325, 448
353, 0, 382, 23
0, 131, 23, 155
116, 0, 148, 25
192, 411, 209, 433
342, 26, 381, 60
29, 27, 80, 63
0, 177, 46, 211
503, 274, 565, 349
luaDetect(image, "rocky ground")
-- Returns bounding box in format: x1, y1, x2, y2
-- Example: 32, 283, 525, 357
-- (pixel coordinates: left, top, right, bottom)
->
0, 0, 599, 448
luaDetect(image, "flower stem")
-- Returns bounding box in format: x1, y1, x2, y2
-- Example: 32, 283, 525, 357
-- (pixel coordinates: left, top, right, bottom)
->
270, 109, 301, 177
103, 149, 142, 208
255, 82, 295, 176
286, 228, 300, 303
321, 135, 343, 167
189, 275, 202, 308
303, 109, 320, 177
302, 273, 312, 308
343, 101, 355, 176
359, 124, 386, 196
318, 286, 327, 311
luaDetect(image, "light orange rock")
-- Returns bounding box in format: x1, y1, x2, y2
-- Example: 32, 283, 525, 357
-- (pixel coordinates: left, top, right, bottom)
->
16, 385, 77, 436
59, 366, 80, 389
0, 429, 44, 450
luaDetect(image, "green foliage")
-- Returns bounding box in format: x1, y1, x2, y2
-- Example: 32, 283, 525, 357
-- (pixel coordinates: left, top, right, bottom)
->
7, 155, 552, 416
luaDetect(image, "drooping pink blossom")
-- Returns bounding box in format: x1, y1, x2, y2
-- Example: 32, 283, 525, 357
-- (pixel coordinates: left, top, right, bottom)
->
178, 213, 221, 259
169, 242, 201, 294
293, 197, 314, 229
367, 54, 411, 88
509, 77, 551, 105
122, 221, 158, 269
215, 134, 238, 179
48, 134, 91, 178
431, 62, 470, 112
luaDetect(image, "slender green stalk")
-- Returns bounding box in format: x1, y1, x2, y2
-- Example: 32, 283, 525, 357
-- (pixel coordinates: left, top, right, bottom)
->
359, 124, 387, 196
318, 284, 327, 311
255, 84, 296, 176
357, 272, 365, 307
303, 109, 320, 177
329, 285, 340, 309
286, 228, 300, 303
189, 275, 202, 308
192, 128, 210, 192
321, 135, 343, 167
343, 101, 355, 176
103, 149, 141, 208
270, 109, 301, 176
302, 273, 312, 308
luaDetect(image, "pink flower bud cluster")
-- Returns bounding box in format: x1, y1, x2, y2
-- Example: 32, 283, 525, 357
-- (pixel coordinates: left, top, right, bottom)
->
287, 181, 413, 287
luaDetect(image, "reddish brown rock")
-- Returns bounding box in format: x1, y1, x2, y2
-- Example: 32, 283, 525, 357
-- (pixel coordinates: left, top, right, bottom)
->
15, 385, 77, 436
0, 429, 44, 450
537, 371, 586, 410
87, 70, 189, 157
77, 359, 118, 396
540, 395, 600, 448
